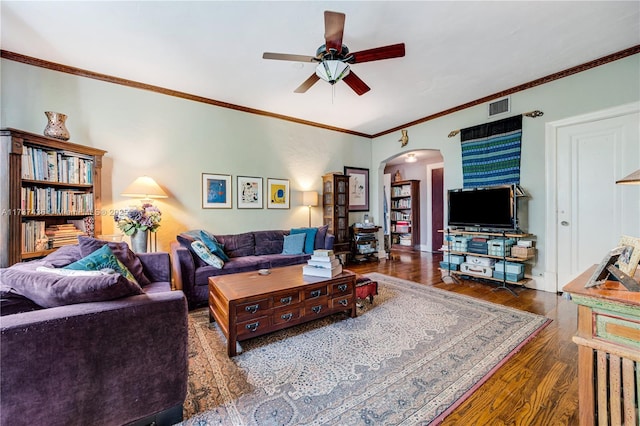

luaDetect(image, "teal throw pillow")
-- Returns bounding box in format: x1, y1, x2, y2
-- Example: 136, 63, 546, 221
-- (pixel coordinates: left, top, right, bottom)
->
63, 244, 139, 284
199, 230, 230, 262
282, 233, 306, 255
291, 227, 318, 254
191, 241, 224, 269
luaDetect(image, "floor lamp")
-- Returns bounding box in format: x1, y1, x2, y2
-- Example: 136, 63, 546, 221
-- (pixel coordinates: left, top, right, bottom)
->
303, 191, 319, 228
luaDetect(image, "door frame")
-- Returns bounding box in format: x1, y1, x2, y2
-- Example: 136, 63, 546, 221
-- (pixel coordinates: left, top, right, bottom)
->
544, 101, 640, 292
425, 162, 444, 252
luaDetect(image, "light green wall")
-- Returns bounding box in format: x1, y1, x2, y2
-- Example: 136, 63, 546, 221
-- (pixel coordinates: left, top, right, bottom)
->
1, 60, 371, 251
2, 54, 638, 286
371, 54, 640, 289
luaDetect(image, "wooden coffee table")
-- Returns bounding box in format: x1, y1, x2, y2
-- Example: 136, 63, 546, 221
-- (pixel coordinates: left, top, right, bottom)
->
208, 265, 356, 356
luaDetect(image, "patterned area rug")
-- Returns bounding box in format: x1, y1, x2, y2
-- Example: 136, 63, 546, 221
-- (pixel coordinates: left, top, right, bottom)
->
180, 273, 550, 425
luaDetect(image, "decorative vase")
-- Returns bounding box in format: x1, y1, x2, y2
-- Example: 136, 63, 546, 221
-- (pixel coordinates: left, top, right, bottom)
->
43, 111, 70, 141
130, 229, 148, 253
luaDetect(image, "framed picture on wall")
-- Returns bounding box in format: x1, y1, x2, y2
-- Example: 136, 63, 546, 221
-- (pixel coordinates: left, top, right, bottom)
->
267, 178, 290, 209
237, 176, 263, 209
202, 173, 231, 209
344, 166, 369, 211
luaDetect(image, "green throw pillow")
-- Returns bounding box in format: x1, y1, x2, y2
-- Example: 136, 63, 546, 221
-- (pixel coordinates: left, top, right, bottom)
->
191, 241, 224, 269
282, 233, 306, 255
63, 244, 138, 284
291, 227, 318, 254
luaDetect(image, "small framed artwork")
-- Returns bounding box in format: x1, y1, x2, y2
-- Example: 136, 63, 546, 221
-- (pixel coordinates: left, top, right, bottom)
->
344, 166, 369, 211
237, 176, 263, 209
585, 246, 624, 288
617, 235, 640, 276
267, 178, 289, 209
202, 173, 232, 209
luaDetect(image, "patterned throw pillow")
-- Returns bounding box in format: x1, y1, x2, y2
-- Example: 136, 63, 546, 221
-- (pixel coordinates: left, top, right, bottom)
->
281, 233, 306, 255
190, 241, 224, 269
63, 244, 139, 284
199, 230, 230, 262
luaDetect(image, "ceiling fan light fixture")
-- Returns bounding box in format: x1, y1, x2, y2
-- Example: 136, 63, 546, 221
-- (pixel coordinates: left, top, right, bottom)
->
316, 60, 350, 84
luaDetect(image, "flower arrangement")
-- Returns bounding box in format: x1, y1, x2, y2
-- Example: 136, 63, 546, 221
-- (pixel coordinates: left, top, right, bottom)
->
114, 203, 162, 236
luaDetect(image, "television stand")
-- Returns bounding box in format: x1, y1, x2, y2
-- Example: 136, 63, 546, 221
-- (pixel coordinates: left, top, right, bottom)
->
439, 228, 536, 296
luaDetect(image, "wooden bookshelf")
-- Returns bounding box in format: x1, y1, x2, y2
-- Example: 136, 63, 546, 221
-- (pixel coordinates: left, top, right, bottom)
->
1, 128, 106, 266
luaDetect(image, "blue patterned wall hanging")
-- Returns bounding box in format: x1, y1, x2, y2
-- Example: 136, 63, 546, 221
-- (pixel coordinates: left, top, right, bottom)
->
461, 115, 522, 188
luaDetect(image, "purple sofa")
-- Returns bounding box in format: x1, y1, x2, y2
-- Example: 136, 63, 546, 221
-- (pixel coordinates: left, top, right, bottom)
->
171, 228, 335, 309
0, 243, 188, 426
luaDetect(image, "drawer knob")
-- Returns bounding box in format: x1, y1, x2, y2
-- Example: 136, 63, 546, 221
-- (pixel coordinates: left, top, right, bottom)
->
311, 305, 322, 314
310, 290, 322, 298
338, 284, 347, 292
245, 322, 260, 332
280, 296, 292, 305
281, 313, 293, 321
245, 304, 259, 314
338, 299, 348, 306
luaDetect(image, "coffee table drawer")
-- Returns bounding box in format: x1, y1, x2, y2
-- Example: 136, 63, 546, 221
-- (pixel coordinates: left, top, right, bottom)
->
273, 292, 300, 308
304, 285, 328, 300
236, 298, 271, 319
304, 296, 330, 316
236, 316, 271, 337
331, 294, 353, 309
273, 306, 303, 325
331, 281, 353, 295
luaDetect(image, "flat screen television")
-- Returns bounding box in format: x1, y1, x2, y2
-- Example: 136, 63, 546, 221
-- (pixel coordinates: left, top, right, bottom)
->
448, 185, 516, 230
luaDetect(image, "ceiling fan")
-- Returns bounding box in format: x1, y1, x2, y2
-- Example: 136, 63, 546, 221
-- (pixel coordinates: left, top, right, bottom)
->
262, 11, 405, 96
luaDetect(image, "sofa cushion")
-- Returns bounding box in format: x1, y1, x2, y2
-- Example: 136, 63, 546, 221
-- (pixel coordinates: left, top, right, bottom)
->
215, 232, 255, 258
199, 231, 229, 262
177, 234, 208, 268
0, 287, 43, 316
254, 230, 286, 255
64, 245, 139, 284
41, 244, 83, 267
314, 224, 329, 250
190, 241, 224, 269
1, 264, 143, 308
291, 227, 318, 254
78, 236, 152, 287
194, 256, 270, 284
264, 253, 310, 268
282, 233, 306, 255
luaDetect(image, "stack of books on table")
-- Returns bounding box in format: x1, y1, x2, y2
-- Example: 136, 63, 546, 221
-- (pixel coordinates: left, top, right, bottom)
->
302, 249, 342, 278
45, 223, 85, 248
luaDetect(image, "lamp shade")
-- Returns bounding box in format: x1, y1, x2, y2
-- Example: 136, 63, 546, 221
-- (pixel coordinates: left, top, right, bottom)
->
315, 60, 350, 84
121, 176, 168, 199
303, 191, 319, 207
616, 169, 640, 185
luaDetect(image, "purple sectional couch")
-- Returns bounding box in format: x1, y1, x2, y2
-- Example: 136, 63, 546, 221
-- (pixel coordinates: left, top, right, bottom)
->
0, 242, 188, 426
171, 228, 335, 309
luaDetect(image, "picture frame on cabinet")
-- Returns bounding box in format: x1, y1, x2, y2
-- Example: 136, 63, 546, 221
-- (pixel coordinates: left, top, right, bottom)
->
202, 173, 231, 209
237, 176, 263, 209
617, 235, 640, 276
585, 246, 624, 288
267, 178, 290, 209
344, 166, 369, 211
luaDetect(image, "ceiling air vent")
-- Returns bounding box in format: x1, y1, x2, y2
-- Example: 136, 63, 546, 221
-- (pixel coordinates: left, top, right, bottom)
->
488, 97, 510, 118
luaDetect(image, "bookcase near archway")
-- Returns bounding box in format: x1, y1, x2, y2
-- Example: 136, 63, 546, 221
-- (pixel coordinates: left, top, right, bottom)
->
390, 179, 420, 250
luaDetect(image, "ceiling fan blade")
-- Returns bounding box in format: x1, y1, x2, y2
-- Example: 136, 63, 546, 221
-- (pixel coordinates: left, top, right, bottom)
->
343, 71, 371, 96
349, 43, 405, 64
263, 52, 317, 62
294, 73, 320, 93
324, 11, 345, 53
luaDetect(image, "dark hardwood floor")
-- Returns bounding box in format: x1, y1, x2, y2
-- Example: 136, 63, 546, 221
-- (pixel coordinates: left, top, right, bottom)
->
346, 249, 580, 426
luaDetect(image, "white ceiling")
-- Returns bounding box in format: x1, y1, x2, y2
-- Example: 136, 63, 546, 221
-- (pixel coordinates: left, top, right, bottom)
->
2, 1, 639, 136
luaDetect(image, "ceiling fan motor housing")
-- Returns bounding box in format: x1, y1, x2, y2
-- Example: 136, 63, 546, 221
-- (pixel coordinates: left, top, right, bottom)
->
316, 44, 351, 61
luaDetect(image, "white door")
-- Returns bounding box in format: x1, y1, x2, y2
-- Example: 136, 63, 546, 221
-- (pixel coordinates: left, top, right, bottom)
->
554, 109, 640, 290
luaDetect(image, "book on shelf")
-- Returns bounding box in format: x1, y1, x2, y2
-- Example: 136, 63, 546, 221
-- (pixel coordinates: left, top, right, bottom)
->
307, 258, 340, 268
303, 264, 343, 278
